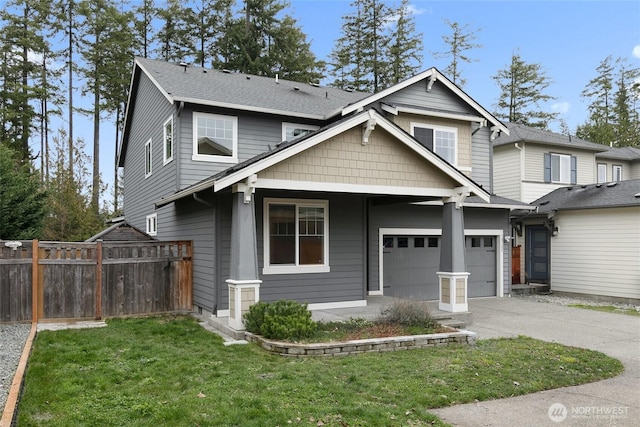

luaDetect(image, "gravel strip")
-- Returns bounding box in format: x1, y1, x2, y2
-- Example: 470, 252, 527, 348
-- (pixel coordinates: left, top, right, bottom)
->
514, 293, 640, 312
0, 323, 31, 412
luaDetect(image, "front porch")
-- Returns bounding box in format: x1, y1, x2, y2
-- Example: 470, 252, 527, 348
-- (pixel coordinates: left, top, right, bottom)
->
206, 296, 473, 341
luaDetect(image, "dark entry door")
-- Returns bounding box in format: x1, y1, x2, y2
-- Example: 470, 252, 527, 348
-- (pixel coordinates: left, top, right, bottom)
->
526, 226, 549, 283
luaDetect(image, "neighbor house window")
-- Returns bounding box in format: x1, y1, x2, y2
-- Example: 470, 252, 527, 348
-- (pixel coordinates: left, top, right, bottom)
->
597, 163, 607, 183
282, 122, 319, 142
544, 152, 576, 184
192, 112, 238, 162
410, 123, 457, 165
146, 213, 157, 236
145, 139, 152, 177
613, 165, 622, 182
264, 199, 329, 274
163, 116, 173, 164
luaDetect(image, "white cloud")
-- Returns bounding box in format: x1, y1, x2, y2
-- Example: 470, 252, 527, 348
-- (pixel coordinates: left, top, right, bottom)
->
384, 4, 430, 26
551, 102, 570, 114
633, 45, 640, 59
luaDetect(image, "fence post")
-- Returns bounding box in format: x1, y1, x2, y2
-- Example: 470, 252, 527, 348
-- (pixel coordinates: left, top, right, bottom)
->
31, 240, 38, 323
96, 241, 102, 320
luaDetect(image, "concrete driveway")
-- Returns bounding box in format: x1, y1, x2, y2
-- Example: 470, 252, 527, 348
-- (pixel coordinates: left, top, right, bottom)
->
431, 297, 640, 427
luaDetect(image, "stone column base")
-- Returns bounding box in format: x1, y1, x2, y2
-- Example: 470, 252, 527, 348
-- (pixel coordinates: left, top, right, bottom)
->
227, 279, 262, 330
437, 272, 469, 313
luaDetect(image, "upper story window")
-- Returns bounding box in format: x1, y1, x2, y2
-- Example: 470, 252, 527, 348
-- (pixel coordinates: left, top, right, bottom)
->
263, 198, 329, 275
597, 163, 607, 183
410, 123, 457, 165
282, 122, 319, 142
145, 139, 152, 178
163, 116, 173, 164
613, 165, 622, 182
192, 112, 238, 163
544, 152, 576, 184
146, 213, 157, 236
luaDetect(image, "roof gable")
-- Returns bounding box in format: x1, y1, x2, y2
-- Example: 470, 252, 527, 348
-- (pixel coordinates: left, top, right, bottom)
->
494, 123, 608, 152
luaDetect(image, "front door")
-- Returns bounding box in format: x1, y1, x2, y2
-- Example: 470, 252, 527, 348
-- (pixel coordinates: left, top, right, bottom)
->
526, 226, 549, 283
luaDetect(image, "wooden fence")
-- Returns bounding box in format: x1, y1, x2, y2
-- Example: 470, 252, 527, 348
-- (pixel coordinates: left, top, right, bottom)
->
0, 240, 192, 322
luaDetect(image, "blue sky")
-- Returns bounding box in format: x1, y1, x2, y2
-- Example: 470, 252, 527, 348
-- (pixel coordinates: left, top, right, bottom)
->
63, 0, 639, 204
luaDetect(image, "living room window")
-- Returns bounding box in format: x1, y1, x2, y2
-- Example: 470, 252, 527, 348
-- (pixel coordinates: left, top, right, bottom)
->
263, 199, 329, 274
613, 165, 623, 182
282, 122, 319, 142
192, 112, 238, 162
544, 153, 576, 184
597, 163, 607, 183
410, 123, 457, 165
163, 116, 173, 164
144, 139, 152, 178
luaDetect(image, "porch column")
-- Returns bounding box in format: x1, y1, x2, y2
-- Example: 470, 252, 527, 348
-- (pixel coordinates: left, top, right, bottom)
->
226, 175, 261, 330
438, 188, 469, 312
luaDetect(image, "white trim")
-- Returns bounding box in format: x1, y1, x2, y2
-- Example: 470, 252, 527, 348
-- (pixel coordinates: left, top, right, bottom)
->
282, 122, 320, 141
145, 213, 158, 236
136, 58, 175, 105
382, 103, 485, 123
192, 112, 238, 163
410, 122, 458, 166
144, 138, 152, 178
163, 116, 174, 165
256, 178, 458, 198
225, 279, 263, 286
375, 227, 504, 298
262, 198, 330, 275
216, 309, 230, 317
176, 96, 326, 120
550, 152, 571, 184
597, 163, 607, 184
613, 164, 623, 182
307, 300, 367, 311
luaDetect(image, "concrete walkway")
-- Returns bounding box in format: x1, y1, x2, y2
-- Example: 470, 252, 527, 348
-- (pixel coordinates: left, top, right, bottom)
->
430, 298, 640, 427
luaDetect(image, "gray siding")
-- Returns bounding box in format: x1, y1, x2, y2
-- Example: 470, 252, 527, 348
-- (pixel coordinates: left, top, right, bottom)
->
122, 73, 177, 231
368, 203, 511, 295
471, 126, 493, 192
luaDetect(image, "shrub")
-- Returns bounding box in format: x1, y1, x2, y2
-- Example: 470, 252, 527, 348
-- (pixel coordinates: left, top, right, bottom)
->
243, 301, 271, 335
257, 300, 317, 341
378, 299, 437, 328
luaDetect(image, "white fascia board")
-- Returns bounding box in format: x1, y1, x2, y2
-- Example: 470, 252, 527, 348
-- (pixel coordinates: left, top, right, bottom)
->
463, 202, 537, 210
155, 178, 215, 208
174, 96, 324, 120
213, 113, 371, 192
341, 69, 435, 116
256, 178, 457, 198
394, 105, 485, 123
136, 58, 175, 105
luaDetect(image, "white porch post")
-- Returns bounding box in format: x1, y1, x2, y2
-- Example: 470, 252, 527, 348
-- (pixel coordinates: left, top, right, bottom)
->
226, 175, 261, 330
438, 188, 469, 313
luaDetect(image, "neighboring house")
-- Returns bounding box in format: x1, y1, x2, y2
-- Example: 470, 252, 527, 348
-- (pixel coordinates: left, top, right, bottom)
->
531, 179, 640, 304
595, 146, 640, 183
118, 58, 529, 329
493, 123, 609, 204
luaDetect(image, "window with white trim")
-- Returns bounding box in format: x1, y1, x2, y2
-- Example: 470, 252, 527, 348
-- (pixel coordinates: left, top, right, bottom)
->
192, 112, 238, 162
144, 139, 152, 177
613, 164, 622, 182
163, 116, 173, 164
410, 123, 457, 165
282, 122, 319, 142
544, 152, 576, 184
146, 213, 157, 236
597, 163, 607, 183
263, 199, 329, 274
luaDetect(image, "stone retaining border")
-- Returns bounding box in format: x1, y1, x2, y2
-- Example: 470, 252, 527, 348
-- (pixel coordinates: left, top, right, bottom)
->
245, 329, 477, 357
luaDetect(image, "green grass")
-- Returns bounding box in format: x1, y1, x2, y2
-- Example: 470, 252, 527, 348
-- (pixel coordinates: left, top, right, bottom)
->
17, 315, 623, 427
568, 304, 640, 316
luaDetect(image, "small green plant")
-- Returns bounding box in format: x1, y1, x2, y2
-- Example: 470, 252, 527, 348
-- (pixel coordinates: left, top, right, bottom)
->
378, 299, 437, 328
244, 300, 317, 340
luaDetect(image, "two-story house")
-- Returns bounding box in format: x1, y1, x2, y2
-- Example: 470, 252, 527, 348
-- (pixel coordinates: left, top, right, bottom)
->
118, 58, 529, 330
595, 146, 640, 183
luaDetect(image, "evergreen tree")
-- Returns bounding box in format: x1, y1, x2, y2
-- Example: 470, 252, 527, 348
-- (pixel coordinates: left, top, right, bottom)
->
386, 0, 422, 86
433, 19, 481, 88
576, 56, 616, 144
155, 0, 195, 62
493, 52, 558, 129
190, 0, 234, 68
132, 0, 156, 58
0, 144, 47, 239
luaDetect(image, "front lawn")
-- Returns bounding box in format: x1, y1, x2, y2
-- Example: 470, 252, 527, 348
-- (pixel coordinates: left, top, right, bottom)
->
17, 315, 623, 427
568, 303, 640, 317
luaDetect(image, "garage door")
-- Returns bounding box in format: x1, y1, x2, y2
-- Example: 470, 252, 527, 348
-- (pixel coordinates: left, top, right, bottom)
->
382, 234, 497, 300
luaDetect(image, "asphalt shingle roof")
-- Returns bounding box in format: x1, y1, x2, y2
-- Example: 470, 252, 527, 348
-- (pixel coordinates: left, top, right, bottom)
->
136, 57, 370, 119
533, 179, 640, 213
493, 122, 609, 152
596, 146, 640, 161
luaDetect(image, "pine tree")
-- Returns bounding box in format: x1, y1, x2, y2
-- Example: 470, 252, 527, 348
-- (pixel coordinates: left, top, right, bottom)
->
493, 52, 558, 129
190, 0, 234, 68
155, 0, 195, 62
386, 0, 422, 86
132, 0, 156, 59
433, 19, 481, 88
576, 56, 616, 144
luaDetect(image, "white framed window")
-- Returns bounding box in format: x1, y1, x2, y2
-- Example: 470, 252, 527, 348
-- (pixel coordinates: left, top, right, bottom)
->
144, 139, 152, 177
146, 213, 157, 236
597, 163, 607, 183
263, 198, 329, 275
613, 165, 622, 182
163, 116, 173, 164
544, 152, 576, 184
410, 123, 457, 165
282, 122, 319, 142
192, 112, 238, 163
